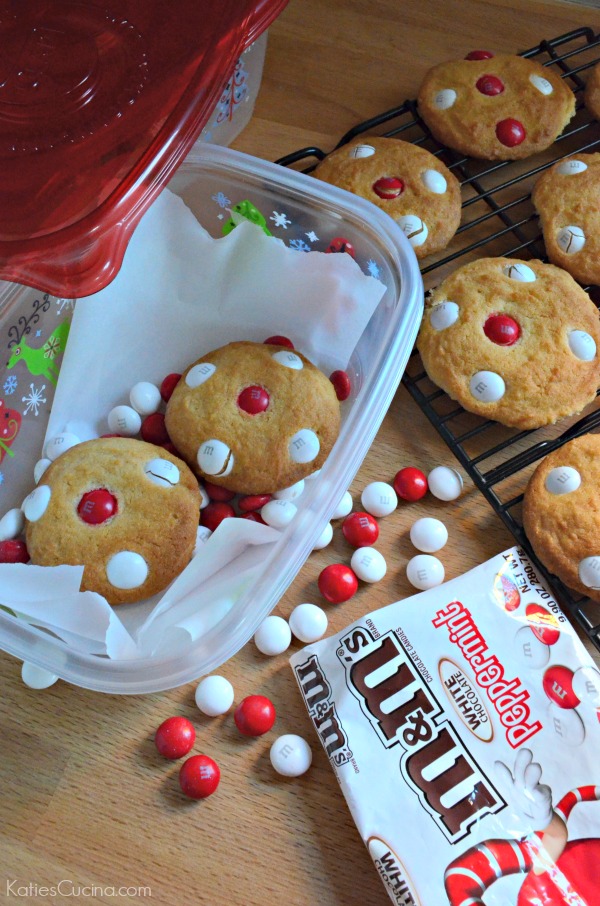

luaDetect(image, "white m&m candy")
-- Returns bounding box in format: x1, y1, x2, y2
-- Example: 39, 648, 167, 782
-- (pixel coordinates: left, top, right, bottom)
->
274, 480, 305, 501
433, 88, 457, 109
502, 262, 536, 282
195, 675, 234, 716
427, 466, 463, 501
429, 301, 459, 331
108, 405, 142, 437
544, 466, 581, 495
33, 458, 52, 484
254, 615, 292, 656
44, 432, 80, 461
410, 517, 448, 553
0, 507, 25, 541
186, 362, 216, 387
312, 522, 333, 550
557, 159, 588, 175
361, 482, 397, 517
331, 491, 353, 519
568, 330, 596, 362
261, 499, 297, 530
106, 551, 148, 589
406, 554, 445, 590
197, 439, 234, 477
289, 603, 328, 643
22, 485, 51, 522
272, 350, 303, 370
578, 556, 600, 590
421, 169, 447, 194
144, 458, 180, 488
556, 225, 585, 254
129, 381, 161, 415
288, 429, 320, 464
351, 547, 387, 583
396, 215, 428, 248
21, 661, 58, 690
349, 143, 375, 158
470, 370, 506, 403
529, 73, 553, 95
270, 734, 312, 777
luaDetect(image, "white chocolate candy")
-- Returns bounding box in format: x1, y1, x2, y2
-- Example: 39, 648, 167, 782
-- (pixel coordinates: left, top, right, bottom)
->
195, 675, 234, 716
557, 159, 588, 175
410, 517, 448, 553
33, 458, 52, 484
199, 484, 210, 509
421, 169, 447, 193
349, 143, 375, 158
406, 554, 445, 590
107, 405, 142, 437
21, 661, 59, 690
513, 626, 551, 670
429, 301, 459, 330
396, 215, 428, 248
185, 362, 216, 388
288, 429, 320, 464
44, 432, 80, 461
427, 466, 463, 501
578, 556, 600, 590
572, 666, 600, 708
143, 458, 180, 488
0, 507, 25, 541
502, 262, 536, 282
556, 225, 585, 254
470, 370, 506, 403
197, 439, 234, 476
529, 73, 553, 95
351, 547, 387, 583
361, 481, 397, 517
289, 603, 328, 643
129, 381, 161, 415
544, 466, 581, 495
312, 522, 333, 550
270, 734, 312, 777
261, 499, 297, 529
272, 350, 303, 370
22, 485, 51, 522
433, 88, 457, 109
106, 551, 148, 589
274, 479, 305, 501
194, 525, 212, 554
254, 615, 292, 656
331, 491, 353, 519
547, 701, 585, 747
568, 330, 596, 361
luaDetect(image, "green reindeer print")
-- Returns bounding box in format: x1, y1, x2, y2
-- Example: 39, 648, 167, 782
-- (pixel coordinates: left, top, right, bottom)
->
7, 320, 70, 386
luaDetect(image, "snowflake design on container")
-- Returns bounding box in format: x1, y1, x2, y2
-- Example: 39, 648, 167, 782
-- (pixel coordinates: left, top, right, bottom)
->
289, 238, 311, 253
22, 383, 47, 417
270, 211, 291, 230
212, 191, 231, 209
214, 58, 249, 124
367, 259, 382, 280
3, 375, 17, 396
0, 471, 4, 485
55, 297, 75, 315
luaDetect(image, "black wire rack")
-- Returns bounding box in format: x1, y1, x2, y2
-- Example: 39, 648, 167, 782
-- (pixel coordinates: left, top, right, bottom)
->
277, 27, 600, 652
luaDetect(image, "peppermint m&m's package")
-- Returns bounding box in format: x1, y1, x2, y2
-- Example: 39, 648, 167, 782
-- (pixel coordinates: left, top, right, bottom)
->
290, 546, 600, 906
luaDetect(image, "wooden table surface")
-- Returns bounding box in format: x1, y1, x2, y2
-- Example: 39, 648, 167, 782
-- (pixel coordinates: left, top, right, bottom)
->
2, 1, 600, 904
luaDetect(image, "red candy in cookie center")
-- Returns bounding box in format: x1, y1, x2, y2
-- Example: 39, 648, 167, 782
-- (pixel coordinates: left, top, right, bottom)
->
77, 488, 118, 524
237, 385, 270, 415
484, 313, 521, 346
496, 118, 526, 147
476, 74, 504, 96
372, 176, 404, 199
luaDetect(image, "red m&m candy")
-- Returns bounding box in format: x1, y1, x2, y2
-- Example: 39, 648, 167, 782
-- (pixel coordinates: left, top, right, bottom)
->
496, 118, 526, 147
204, 482, 236, 503
330, 370, 351, 401
476, 74, 504, 96
237, 385, 270, 415
0, 538, 29, 563
238, 494, 272, 512
77, 488, 118, 525
179, 754, 220, 799
373, 176, 404, 199
264, 335, 294, 349
393, 467, 428, 502
141, 412, 170, 446
155, 716, 196, 759
484, 313, 520, 346
342, 512, 379, 547
325, 237, 356, 257
160, 373, 181, 402
201, 502, 236, 532
465, 50, 494, 60
318, 563, 359, 603
234, 695, 276, 737
542, 665, 580, 709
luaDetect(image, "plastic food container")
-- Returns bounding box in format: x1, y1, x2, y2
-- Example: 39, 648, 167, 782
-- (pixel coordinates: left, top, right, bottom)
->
0, 143, 423, 692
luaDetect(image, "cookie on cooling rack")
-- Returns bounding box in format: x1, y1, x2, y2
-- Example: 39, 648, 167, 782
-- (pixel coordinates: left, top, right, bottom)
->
23, 437, 201, 605
532, 153, 600, 287
417, 51, 575, 160
417, 257, 600, 429
584, 61, 600, 120
164, 341, 341, 495
524, 433, 600, 603
312, 136, 461, 259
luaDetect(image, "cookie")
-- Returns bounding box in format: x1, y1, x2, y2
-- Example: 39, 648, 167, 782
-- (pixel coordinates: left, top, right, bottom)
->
532, 153, 600, 287
417, 52, 575, 160
523, 433, 600, 602
312, 137, 461, 259
417, 257, 600, 429
584, 61, 600, 120
164, 341, 341, 495
24, 437, 200, 605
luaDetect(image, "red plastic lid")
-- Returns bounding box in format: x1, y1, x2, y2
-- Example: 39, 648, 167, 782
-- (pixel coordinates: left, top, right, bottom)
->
0, 0, 287, 297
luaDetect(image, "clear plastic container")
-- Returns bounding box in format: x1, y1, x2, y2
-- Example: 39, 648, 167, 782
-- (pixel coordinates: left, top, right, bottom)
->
0, 144, 423, 692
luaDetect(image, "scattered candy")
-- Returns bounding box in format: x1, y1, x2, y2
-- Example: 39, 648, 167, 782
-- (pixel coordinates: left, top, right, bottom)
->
107, 405, 142, 437
270, 734, 313, 777
234, 695, 276, 736
264, 335, 294, 349
329, 370, 352, 401
331, 491, 353, 520
427, 466, 463, 501
393, 467, 428, 502
201, 502, 236, 532
288, 603, 328, 643
0, 539, 29, 563
195, 675, 235, 716
342, 511, 379, 547
312, 522, 333, 550
240, 512, 266, 524
129, 381, 161, 415
77, 488, 118, 525
44, 432, 81, 461
106, 550, 149, 589
239, 493, 271, 511
22, 485, 51, 522
204, 482, 236, 503
33, 458, 52, 484
409, 517, 448, 553
361, 481, 397, 517
274, 480, 305, 501
318, 563, 358, 603
179, 754, 220, 799
406, 554, 445, 590
350, 547, 387, 583
261, 499, 297, 530
0, 507, 25, 541
21, 661, 58, 689
154, 715, 196, 759
159, 372, 181, 402
254, 615, 292, 656
542, 665, 580, 709
141, 412, 170, 446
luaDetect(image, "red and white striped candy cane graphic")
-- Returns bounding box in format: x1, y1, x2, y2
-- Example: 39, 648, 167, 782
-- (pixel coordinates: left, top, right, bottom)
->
555, 785, 600, 824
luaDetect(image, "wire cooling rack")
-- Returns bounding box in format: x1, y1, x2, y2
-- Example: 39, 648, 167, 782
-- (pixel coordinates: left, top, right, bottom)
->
277, 27, 600, 651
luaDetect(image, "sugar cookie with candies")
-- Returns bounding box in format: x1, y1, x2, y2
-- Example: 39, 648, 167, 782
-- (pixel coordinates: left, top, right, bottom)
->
312, 137, 461, 259
584, 61, 600, 120
164, 341, 341, 495
532, 153, 600, 286
23, 437, 201, 605
523, 433, 600, 602
417, 51, 575, 160
417, 257, 600, 429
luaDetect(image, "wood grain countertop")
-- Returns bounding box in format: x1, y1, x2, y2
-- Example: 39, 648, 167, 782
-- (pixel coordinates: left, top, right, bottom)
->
2, 2, 600, 905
